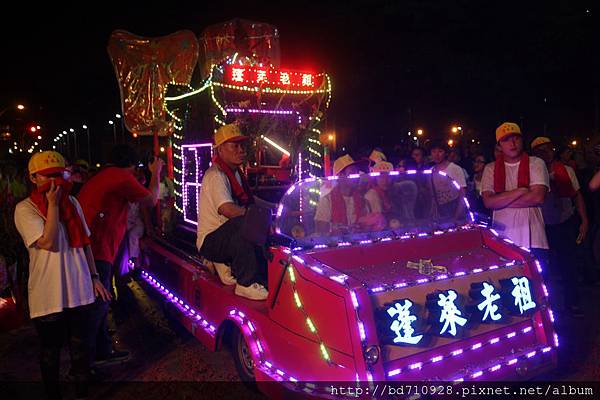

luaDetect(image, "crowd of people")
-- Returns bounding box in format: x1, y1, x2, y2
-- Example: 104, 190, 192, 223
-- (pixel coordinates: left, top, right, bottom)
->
2, 120, 600, 399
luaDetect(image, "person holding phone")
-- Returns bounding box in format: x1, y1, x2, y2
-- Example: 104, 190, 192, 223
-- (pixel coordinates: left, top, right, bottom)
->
14, 151, 111, 400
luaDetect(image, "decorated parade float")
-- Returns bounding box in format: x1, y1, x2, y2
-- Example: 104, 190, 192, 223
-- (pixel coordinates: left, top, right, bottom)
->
108, 19, 556, 398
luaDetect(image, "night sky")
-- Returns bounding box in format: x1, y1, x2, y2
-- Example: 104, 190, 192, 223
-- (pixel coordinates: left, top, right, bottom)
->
2, 0, 599, 157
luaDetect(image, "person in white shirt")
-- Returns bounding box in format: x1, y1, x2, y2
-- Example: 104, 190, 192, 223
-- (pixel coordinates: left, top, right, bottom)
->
14, 151, 110, 400
429, 140, 468, 219
197, 124, 270, 301
532, 136, 588, 317
481, 122, 549, 255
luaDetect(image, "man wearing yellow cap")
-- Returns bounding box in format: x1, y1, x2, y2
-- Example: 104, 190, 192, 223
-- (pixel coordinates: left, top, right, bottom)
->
481, 122, 549, 251
197, 124, 268, 300
14, 151, 111, 399
315, 154, 382, 234
532, 137, 588, 317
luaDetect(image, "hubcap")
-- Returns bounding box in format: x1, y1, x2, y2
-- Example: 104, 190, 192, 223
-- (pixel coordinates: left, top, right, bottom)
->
238, 333, 254, 376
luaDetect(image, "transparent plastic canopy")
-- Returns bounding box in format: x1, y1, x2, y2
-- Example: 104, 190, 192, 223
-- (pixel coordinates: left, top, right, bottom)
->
274, 170, 473, 247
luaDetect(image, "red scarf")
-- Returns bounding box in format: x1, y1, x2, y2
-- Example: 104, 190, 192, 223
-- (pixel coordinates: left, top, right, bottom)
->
372, 185, 392, 212
29, 178, 90, 248
493, 153, 530, 193
212, 156, 254, 206
551, 161, 576, 198
331, 185, 366, 224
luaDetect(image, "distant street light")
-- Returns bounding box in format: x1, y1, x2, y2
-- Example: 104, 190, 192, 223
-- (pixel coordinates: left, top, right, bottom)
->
83, 124, 91, 164
109, 120, 116, 144
417, 129, 423, 136
17, 104, 25, 110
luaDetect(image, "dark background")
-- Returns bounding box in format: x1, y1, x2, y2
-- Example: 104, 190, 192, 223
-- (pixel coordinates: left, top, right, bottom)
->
2, 0, 599, 160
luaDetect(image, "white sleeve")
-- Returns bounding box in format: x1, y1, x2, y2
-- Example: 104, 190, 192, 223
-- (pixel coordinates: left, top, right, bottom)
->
481, 163, 495, 194
450, 164, 467, 188
70, 196, 91, 236
14, 201, 45, 248
530, 157, 550, 188
315, 193, 332, 222
205, 170, 235, 211
364, 189, 382, 213
565, 165, 580, 192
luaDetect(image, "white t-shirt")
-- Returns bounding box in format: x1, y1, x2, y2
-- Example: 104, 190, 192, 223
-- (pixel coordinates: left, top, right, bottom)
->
196, 165, 243, 250
314, 193, 359, 225
14, 196, 95, 319
481, 156, 550, 249
541, 165, 580, 225
364, 189, 383, 214
432, 162, 467, 204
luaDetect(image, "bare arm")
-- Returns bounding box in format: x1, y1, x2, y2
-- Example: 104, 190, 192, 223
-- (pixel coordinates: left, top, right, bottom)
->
589, 169, 600, 192
218, 202, 246, 219
574, 190, 589, 242
84, 245, 98, 276
140, 158, 164, 208
482, 187, 528, 210
507, 185, 547, 208
35, 182, 61, 251
84, 244, 112, 302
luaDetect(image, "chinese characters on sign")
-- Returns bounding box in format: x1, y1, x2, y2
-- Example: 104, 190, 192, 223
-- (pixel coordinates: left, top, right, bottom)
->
224, 65, 321, 89
383, 276, 537, 345
387, 300, 423, 344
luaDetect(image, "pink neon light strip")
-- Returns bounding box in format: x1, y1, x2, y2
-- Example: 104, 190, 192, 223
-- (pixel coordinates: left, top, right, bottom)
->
140, 271, 216, 336
386, 322, 537, 378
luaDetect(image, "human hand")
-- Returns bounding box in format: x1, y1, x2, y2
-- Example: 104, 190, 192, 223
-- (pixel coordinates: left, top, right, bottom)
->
93, 278, 112, 302
45, 180, 62, 206
148, 156, 164, 176
577, 219, 589, 244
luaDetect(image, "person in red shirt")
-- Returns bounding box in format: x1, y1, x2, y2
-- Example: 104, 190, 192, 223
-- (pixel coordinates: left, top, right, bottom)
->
78, 145, 163, 366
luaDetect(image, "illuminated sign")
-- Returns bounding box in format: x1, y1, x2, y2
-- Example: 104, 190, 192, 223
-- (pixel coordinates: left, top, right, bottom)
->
380, 276, 537, 345
386, 299, 423, 345
224, 65, 321, 89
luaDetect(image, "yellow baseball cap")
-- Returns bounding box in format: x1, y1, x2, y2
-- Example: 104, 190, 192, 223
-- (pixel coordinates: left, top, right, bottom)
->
28, 151, 66, 175
531, 136, 552, 149
371, 161, 394, 172
213, 124, 249, 147
495, 122, 522, 142
333, 154, 369, 176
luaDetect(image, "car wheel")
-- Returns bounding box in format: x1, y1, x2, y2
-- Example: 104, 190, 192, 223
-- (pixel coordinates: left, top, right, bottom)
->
231, 327, 257, 389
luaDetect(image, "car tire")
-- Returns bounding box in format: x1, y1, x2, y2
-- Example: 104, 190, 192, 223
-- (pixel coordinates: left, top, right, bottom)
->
231, 327, 258, 390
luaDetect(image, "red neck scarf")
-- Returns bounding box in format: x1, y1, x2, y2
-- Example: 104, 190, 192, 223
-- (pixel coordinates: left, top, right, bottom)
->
493, 153, 530, 193
331, 185, 366, 224
551, 161, 577, 198
372, 185, 392, 212
212, 156, 254, 206
29, 178, 90, 248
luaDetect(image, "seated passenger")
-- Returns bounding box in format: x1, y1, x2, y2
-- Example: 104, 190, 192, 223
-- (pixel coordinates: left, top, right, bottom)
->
315, 154, 383, 234
196, 124, 268, 301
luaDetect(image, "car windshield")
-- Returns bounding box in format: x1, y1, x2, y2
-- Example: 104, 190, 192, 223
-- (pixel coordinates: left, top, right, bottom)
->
274, 170, 473, 247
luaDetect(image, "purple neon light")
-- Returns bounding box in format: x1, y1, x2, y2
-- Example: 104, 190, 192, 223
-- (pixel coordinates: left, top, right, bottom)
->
387, 322, 537, 378
141, 271, 216, 336
225, 107, 296, 115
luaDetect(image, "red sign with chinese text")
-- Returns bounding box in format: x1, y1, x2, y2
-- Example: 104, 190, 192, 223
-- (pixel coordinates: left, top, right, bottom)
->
224, 65, 322, 89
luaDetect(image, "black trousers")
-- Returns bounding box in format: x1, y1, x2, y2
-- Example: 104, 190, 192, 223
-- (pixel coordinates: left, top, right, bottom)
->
89, 260, 113, 361
32, 305, 92, 400
545, 215, 582, 307
200, 216, 268, 287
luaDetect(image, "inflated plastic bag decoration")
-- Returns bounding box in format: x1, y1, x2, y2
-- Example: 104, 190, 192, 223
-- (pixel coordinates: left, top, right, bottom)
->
199, 19, 280, 79
108, 30, 199, 136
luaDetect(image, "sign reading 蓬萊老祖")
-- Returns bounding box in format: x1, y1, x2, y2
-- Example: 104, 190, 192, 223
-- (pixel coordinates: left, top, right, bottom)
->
379, 276, 537, 346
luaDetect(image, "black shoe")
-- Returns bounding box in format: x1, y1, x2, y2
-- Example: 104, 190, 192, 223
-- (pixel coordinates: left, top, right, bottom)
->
567, 305, 584, 318
94, 349, 131, 366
